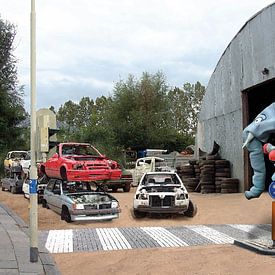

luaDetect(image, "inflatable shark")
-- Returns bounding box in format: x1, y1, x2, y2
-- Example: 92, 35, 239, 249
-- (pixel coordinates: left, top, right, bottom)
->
242, 103, 275, 199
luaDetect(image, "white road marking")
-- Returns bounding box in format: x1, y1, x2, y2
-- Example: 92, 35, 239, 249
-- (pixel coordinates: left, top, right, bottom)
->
43, 224, 271, 254
141, 227, 188, 247
96, 228, 132, 250
188, 225, 234, 244
45, 229, 73, 253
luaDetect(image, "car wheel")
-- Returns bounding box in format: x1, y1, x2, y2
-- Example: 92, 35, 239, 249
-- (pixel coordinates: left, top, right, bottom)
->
60, 167, 68, 181
112, 187, 118, 192
1, 186, 5, 191
185, 200, 197, 217
42, 199, 49, 209
61, 206, 72, 223
11, 186, 16, 194
123, 183, 131, 192
132, 209, 146, 218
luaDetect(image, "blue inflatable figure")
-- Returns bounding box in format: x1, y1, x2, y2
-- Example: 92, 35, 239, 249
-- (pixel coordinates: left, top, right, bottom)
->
242, 103, 275, 200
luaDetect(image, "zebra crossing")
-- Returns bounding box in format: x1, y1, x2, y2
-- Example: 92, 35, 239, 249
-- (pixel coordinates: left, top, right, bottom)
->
40, 224, 272, 254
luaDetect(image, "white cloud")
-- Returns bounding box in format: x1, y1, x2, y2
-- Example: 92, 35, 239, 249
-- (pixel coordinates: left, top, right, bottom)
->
0, 0, 274, 110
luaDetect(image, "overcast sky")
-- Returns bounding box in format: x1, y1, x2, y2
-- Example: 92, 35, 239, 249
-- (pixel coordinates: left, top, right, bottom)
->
1, 0, 274, 111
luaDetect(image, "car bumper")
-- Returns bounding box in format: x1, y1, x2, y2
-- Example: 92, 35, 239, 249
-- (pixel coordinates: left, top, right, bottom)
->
134, 205, 188, 214
66, 169, 122, 181
70, 208, 120, 221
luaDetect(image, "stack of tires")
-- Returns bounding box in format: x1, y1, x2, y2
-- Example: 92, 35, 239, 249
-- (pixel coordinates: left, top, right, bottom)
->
199, 158, 216, 194
177, 165, 199, 192
215, 160, 231, 193
221, 178, 239, 193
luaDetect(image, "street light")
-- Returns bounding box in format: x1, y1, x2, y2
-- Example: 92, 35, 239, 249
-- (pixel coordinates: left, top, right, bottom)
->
30, 0, 38, 263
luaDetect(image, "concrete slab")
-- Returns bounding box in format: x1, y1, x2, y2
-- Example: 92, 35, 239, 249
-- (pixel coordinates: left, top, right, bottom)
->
234, 239, 275, 255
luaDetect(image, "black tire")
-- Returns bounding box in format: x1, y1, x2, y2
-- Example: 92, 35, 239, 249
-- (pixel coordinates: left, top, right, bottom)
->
185, 200, 197, 217
1, 185, 5, 191
11, 186, 16, 194
42, 199, 49, 209
61, 206, 72, 223
60, 167, 68, 181
112, 187, 118, 192
123, 183, 131, 192
132, 209, 146, 218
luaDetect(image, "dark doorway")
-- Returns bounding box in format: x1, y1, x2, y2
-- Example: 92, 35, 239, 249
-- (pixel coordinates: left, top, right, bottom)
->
242, 78, 275, 191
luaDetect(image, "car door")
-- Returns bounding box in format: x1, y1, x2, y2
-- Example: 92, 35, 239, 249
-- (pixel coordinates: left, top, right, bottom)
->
50, 180, 63, 214
44, 179, 56, 209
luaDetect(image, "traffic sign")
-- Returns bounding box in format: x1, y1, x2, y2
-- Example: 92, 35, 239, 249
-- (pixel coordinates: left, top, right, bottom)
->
268, 182, 275, 199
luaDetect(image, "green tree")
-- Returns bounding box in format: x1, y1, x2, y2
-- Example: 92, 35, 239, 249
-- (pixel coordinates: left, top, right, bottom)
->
0, 18, 26, 173
168, 82, 205, 136
110, 72, 173, 149
0, 20, 26, 149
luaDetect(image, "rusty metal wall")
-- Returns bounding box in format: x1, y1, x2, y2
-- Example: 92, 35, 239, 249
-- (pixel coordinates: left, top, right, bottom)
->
196, 3, 275, 191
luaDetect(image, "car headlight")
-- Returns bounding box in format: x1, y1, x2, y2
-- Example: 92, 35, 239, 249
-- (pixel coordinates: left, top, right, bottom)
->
111, 201, 119, 208
73, 203, 84, 210
73, 164, 84, 170
176, 193, 185, 200
138, 193, 148, 200
137, 189, 148, 200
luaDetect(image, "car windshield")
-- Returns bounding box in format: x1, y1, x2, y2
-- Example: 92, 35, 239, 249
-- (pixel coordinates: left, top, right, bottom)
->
62, 182, 91, 193
142, 174, 180, 185
61, 145, 101, 156
10, 152, 27, 159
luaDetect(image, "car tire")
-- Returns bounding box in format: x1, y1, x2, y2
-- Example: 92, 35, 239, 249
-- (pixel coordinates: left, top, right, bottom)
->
112, 187, 118, 192
132, 209, 146, 218
1, 186, 5, 191
123, 183, 131, 192
42, 199, 49, 209
185, 200, 198, 217
11, 186, 16, 194
61, 206, 72, 223
60, 167, 68, 181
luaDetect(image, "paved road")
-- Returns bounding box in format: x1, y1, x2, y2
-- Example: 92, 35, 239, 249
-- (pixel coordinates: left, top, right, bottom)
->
40, 224, 272, 254
0, 203, 59, 275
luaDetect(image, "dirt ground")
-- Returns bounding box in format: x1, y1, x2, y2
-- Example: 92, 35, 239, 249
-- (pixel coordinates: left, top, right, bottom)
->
0, 188, 274, 274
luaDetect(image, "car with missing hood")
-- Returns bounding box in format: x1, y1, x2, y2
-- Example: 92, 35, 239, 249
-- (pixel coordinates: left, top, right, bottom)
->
42, 179, 120, 222
4, 150, 28, 177
40, 143, 122, 182
133, 172, 197, 218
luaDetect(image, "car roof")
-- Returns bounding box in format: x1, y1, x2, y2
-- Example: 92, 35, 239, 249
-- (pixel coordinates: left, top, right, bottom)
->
8, 151, 28, 154
137, 157, 165, 161
144, 171, 176, 175
60, 142, 90, 146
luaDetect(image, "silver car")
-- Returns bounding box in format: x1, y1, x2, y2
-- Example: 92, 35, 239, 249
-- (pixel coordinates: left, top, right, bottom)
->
42, 179, 120, 222
133, 172, 197, 218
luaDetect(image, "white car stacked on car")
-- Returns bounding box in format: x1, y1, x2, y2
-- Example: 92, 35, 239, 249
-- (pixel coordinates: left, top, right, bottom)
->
133, 172, 197, 218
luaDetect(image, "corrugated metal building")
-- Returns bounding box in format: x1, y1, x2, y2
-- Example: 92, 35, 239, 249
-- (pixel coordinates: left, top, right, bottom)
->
196, 3, 275, 192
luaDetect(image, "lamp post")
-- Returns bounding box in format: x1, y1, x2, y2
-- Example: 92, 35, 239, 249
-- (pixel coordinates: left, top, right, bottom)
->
30, 0, 38, 262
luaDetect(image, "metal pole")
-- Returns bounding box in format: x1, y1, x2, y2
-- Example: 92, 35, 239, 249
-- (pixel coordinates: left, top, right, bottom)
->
30, 0, 38, 262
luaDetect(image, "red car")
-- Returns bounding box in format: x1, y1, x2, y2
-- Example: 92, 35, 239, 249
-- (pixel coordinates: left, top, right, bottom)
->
40, 143, 122, 182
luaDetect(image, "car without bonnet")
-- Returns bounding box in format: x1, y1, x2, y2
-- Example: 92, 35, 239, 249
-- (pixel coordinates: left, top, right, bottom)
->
133, 172, 197, 218
4, 150, 28, 177
40, 143, 122, 182
42, 179, 121, 222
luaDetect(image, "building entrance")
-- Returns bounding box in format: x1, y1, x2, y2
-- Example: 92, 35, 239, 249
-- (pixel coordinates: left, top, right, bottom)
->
242, 78, 275, 191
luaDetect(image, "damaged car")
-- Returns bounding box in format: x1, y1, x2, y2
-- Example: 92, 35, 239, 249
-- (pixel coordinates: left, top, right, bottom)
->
39, 143, 122, 182
42, 179, 120, 222
133, 172, 197, 218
